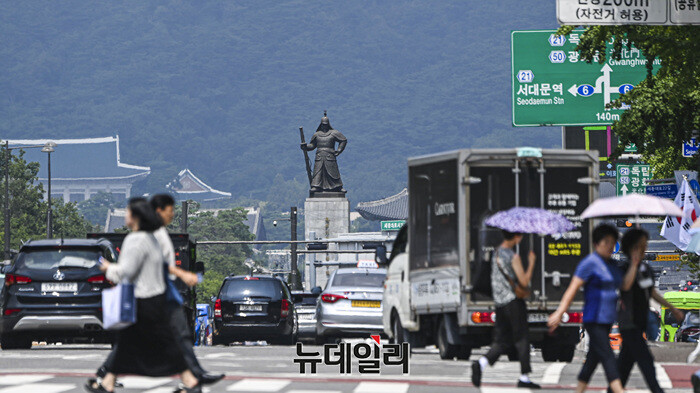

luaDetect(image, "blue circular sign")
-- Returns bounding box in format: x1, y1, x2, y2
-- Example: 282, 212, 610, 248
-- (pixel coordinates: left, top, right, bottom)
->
577, 84, 595, 97
618, 84, 634, 94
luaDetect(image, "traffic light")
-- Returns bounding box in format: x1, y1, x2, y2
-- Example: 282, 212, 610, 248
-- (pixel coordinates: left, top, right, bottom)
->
306, 242, 328, 250
616, 219, 633, 228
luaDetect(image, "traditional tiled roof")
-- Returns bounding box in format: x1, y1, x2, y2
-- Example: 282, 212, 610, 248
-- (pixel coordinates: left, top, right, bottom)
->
356, 188, 408, 221
5, 136, 150, 181
167, 169, 231, 202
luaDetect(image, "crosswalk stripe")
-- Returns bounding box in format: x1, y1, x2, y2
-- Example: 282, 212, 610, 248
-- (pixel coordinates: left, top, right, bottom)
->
0, 383, 75, 393
479, 388, 530, 393
655, 363, 673, 389
541, 362, 566, 384
227, 378, 292, 391
0, 375, 53, 385
287, 390, 342, 393
353, 382, 409, 393
119, 376, 172, 389
144, 388, 181, 393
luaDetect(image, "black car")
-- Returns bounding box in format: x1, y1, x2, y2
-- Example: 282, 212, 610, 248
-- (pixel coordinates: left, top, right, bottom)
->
213, 275, 297, 345
0, 239, 117, 349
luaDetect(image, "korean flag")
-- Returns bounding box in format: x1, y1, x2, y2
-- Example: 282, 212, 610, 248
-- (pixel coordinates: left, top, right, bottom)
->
661, 178, 700, 251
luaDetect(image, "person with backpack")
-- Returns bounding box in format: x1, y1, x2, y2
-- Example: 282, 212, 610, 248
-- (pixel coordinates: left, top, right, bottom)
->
471, 230, 540, 389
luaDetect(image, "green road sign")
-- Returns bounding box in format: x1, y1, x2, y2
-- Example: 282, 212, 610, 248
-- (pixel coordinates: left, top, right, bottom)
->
616, 164, 651, 196
381, 220, 406, 231
511, 30, 660, 127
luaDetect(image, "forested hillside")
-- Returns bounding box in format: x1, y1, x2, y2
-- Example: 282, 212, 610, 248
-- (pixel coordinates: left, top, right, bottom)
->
0, 1, 560, 206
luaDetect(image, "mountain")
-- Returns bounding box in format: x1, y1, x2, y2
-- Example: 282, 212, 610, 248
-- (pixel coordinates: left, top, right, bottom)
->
0, 1, 561, 206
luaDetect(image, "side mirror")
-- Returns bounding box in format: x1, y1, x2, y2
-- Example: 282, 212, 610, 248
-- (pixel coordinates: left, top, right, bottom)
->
311, 286, 322, 296
375, 245, 388, 265
194, 261, 205, 273
210, 296, 217, 303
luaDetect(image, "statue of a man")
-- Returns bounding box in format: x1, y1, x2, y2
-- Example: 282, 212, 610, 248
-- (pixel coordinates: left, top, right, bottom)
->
300, 112, 347, 195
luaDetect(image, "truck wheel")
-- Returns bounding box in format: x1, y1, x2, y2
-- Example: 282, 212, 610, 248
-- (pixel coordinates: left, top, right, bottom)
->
541, 342, 558, 362
456, 345, 472, 360
557, 343, 575, 362
437, 318, 458, 360
392, 314, 406, 344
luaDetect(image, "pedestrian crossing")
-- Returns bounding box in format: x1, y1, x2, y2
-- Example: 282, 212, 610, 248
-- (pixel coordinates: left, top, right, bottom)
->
0, 375, 691, 393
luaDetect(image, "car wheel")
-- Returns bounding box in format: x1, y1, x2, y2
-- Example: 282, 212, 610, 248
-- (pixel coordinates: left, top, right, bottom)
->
392, 314, 405, 344
0, 334, 32, 350
437, 318, 458, 360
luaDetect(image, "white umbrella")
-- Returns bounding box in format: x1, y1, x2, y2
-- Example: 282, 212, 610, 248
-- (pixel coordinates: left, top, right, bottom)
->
581, 194, 683, 219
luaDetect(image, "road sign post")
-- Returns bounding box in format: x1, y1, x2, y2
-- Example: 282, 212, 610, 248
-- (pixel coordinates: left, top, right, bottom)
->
512, 30, 660, 126
616, 164, 651, 196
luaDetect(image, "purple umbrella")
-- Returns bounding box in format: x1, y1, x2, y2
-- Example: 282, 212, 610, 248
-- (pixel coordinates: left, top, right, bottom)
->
485, 207, 575, 235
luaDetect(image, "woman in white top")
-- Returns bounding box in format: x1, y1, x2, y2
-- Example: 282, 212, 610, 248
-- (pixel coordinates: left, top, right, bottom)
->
85, 198, 197, 393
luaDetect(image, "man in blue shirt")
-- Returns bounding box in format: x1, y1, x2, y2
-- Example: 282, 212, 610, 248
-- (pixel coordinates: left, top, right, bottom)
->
548, 224, 623, 393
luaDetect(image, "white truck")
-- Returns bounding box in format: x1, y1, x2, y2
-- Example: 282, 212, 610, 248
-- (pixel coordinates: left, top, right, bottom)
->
380, 148, 597, 361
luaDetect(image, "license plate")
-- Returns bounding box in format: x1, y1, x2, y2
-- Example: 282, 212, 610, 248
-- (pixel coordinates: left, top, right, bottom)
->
351, 300, 381, 308
41, 282, 78, 292
528, 313, 548, 323
239, 304, 263, 312
299, 313, 314, 320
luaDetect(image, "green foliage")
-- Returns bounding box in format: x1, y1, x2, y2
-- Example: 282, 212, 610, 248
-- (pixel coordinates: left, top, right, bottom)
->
0, 1, 562, 205
557, 25, 700, 177
77, 191, 125, 227
679, 252, 700, 280
0, 148, 95, 249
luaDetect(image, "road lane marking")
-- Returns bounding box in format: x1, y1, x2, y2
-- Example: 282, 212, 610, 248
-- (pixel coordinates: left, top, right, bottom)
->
119, 376, 172, 389
353, 382, 409, 393
655, 363, 672, 389
0, 375, 53, 385
287, 390, 342, 393
541, 362, 565, 384
227, 378, 292, 391
0, 384, 75, 393
479, 389, 531, 393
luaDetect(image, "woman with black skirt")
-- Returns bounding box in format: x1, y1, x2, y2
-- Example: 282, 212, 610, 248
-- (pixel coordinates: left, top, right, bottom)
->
85, 198, 199, 392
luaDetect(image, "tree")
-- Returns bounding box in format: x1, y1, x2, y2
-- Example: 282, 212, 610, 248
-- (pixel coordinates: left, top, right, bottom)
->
77, 191, 125, 227
557, 25, 700, 177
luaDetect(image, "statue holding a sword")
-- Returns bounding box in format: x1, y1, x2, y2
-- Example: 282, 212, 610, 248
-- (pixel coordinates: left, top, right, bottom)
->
299, 111, 347, 196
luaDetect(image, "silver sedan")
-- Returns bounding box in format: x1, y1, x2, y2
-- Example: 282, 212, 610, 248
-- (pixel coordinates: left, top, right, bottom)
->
315, 267, 386, 343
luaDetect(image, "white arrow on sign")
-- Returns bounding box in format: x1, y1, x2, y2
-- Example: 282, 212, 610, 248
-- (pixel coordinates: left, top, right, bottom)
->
567, 64, 618, 108
568, 84, 578, 96
621, 184, 628, 195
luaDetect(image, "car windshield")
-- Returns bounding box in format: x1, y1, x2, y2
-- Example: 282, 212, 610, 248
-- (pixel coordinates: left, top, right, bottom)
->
18, 249, 101, 270
331, 272, 385, 288
222, 279, 282, 300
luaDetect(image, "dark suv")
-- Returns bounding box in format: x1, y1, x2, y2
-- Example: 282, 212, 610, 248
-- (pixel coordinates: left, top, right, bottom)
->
213, 275, 297, 345
0, 239, 117, 349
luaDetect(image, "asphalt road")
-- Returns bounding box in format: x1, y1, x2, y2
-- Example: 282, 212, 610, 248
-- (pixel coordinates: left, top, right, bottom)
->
0, 339, 696, 392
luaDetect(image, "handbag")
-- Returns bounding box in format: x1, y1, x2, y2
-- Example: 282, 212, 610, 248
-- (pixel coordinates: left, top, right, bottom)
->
495, 249, 531, 299
163, 261, 184, 306
102, 282, 137, 330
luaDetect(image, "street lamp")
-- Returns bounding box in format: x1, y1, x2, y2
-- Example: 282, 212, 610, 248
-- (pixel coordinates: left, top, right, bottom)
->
3, 140, 57, 258
41, 142, 56, 239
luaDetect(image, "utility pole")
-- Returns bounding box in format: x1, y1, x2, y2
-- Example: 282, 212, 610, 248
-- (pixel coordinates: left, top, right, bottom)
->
181, 201, 188, 233
46, 150, 52, 239
4, 141, 9, 259
290, 206, 298, 290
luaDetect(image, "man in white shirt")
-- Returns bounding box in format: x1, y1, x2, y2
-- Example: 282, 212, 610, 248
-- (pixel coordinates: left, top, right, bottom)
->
150, 194, 224, 387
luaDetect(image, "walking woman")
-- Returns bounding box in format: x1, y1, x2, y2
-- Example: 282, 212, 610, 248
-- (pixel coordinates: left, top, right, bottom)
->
85, 198, 198, 392
472, 230, 540, 389
548, 224, 623, 393
615, 228, 683, 392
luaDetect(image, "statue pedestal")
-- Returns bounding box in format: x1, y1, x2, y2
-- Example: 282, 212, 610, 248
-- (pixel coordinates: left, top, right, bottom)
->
304, 197, 350, 290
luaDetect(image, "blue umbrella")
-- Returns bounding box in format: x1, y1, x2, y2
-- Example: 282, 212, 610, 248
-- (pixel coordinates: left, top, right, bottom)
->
485, 207, 575, 235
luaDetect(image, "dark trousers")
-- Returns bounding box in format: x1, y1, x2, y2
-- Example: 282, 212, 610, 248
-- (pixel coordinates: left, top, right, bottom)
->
484, 298, 531, 374
618, 328, 664, 393
578, 323, 619, 384
99, 304, 205, 378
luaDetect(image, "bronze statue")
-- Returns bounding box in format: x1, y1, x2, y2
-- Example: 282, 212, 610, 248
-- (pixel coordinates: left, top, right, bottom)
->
300, 111, 347, 196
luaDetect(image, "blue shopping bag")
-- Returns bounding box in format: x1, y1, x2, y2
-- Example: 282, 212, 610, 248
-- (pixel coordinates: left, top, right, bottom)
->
163, 262, 184, 306
101, 282, 137, 330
